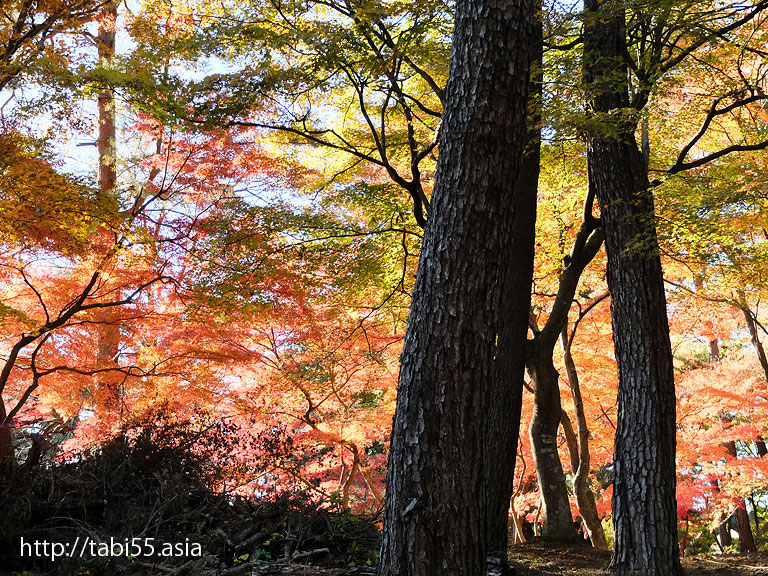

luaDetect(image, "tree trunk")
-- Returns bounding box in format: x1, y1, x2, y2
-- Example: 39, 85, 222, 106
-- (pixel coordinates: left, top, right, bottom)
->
720, 518, 733, 549
0, 400, 14, 473
528, 351, 576, 541
96, 0, 122, 413
378, 0, 534, 574
757, 439, 767, 457
97, 1, 118, 199
724, 440, 757, 553
484, 9, 541, 557
583, 3, 682, 575
526, 184, 603, 543
740, 301, 768, 387
561, 326, 609, 550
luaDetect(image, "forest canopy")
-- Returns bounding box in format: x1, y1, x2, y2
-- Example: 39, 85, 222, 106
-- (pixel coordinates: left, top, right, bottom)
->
2, 0, 768, 575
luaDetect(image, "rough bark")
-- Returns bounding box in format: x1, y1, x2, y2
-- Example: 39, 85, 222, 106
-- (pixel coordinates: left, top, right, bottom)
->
583, 2, 683, 574
484, 9, 541, 557
96, 1, 122, 412
377, 0, 533, 574
97, 1, 118, 200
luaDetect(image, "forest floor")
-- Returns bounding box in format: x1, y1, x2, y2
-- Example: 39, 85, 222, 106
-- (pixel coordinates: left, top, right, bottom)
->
506, 541, 768, 575
246, 542, 768, 576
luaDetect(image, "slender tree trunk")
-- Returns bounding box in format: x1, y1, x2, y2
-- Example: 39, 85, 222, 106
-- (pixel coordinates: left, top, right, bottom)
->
528, 351, 576, 541
749, 494, 760, 540
526, 185, 603, 542
561, 326, 609, 550
378, 0, 534, 574
97, 2, 117, 198
724, 440, 757, 553
0, 401, 14, 473
583, 3, 682, 574
96, 1, 122, 412
740, 301, 768, 387
720, 517, 733, 549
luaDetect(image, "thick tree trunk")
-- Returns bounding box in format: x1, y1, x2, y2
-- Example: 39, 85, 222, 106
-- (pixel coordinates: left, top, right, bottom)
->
734, 501, 757, 554
485, 10, 541, 557
377, 1, 534, 574
583, 3, 682, 575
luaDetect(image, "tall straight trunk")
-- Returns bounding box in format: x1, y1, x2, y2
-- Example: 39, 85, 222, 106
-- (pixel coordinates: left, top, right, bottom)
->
583, 3, 682, 575
97, 1, 117, 198
96, 1, 121, 411
484, 7, 541, 557
377, 0, 534, 574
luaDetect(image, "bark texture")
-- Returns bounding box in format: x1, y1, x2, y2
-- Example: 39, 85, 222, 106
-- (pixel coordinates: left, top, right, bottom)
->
378, 1, 533, 574
96, 0, 122, 412
484, 9, 541, 556
97, 1, 118, 199
583, 2, 682, 575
